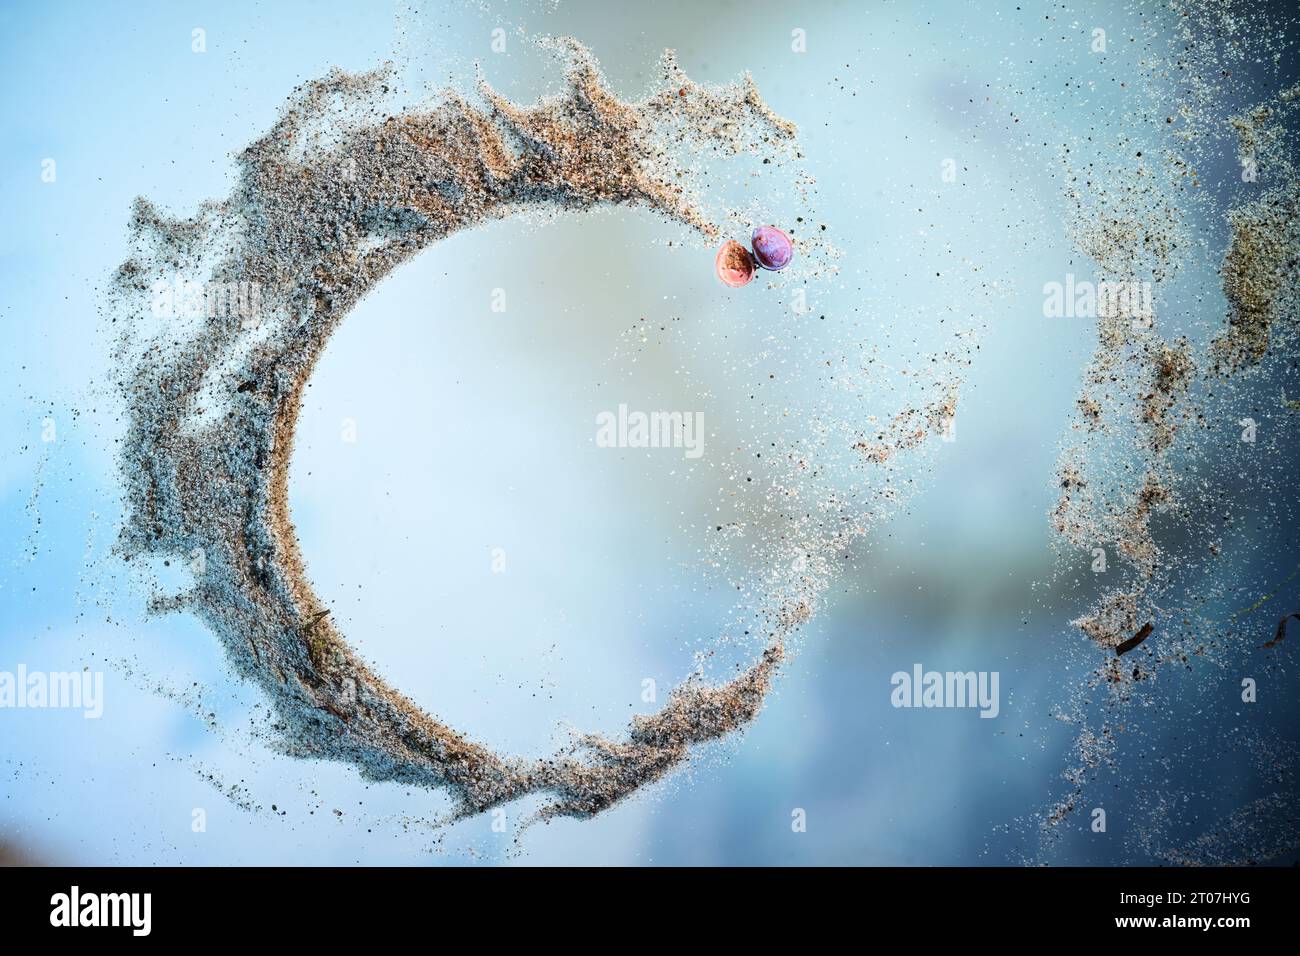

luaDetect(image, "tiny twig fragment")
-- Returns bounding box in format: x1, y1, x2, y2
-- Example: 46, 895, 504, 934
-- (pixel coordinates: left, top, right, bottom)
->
1115, 622, 1153, 656
1261, 612, 1299, 649
300, 608, 330, 636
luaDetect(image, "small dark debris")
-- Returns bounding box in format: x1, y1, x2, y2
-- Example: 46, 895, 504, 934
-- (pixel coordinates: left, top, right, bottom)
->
301, 609, 331, 636
1115, 622, 1153, 656
1261, 613, 1299, 649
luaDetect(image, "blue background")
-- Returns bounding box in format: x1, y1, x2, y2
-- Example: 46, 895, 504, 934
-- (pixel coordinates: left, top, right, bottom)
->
1, 0, 1297, 865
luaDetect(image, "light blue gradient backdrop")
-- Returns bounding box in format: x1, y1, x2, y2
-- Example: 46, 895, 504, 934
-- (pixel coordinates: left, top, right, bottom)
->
2, 0, 1296, 865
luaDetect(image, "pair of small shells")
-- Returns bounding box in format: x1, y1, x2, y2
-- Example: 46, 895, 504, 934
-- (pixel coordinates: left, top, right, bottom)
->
715, 226, 793, 287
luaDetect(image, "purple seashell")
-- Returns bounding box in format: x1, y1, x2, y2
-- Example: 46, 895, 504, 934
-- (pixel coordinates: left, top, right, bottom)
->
750, 225, 793, 271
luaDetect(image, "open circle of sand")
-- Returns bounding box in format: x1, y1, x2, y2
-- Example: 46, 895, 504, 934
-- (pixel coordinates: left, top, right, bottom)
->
107, 40, 839, 827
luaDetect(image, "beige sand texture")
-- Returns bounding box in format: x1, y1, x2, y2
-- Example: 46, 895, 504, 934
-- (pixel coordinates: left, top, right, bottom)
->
110, 40, 842, 827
